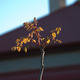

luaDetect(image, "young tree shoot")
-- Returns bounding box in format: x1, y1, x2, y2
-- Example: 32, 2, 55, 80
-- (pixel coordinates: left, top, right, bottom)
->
11, 17, 62, 80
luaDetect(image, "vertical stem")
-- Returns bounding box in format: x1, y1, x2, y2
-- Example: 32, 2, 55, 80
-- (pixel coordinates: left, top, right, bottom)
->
39, 48, 45, 80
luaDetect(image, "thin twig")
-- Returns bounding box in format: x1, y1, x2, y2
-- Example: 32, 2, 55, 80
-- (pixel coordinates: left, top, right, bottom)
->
39, 48, 45, 80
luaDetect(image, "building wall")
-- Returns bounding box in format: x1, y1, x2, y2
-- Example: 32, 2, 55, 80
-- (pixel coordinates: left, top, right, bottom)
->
0, 50, 80, 80
0, 50, 80, 73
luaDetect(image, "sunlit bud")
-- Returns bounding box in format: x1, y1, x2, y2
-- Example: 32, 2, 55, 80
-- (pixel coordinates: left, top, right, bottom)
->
11, 46, 16, 51
52, 32, 56, 37
24, 47, 27, 53
52, 37, 55, 40
34, 17, 36, 21
17, 46, 21, 52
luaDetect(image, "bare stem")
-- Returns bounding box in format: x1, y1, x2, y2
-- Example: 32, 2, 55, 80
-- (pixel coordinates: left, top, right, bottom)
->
39, 48, 45, 80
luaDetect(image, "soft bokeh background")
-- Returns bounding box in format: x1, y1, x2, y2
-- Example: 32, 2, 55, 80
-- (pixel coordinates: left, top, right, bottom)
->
0, 0, 77, 36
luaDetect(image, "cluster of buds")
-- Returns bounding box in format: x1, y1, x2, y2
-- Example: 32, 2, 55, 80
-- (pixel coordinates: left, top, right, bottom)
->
11, 17, 62, 52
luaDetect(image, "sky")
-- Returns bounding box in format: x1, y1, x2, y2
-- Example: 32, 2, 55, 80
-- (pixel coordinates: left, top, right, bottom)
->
0, 0, 77, 36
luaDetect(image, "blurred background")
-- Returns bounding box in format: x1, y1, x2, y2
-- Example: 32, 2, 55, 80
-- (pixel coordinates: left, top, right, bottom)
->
0, 0, 80, 80
0, 0, 77, 36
